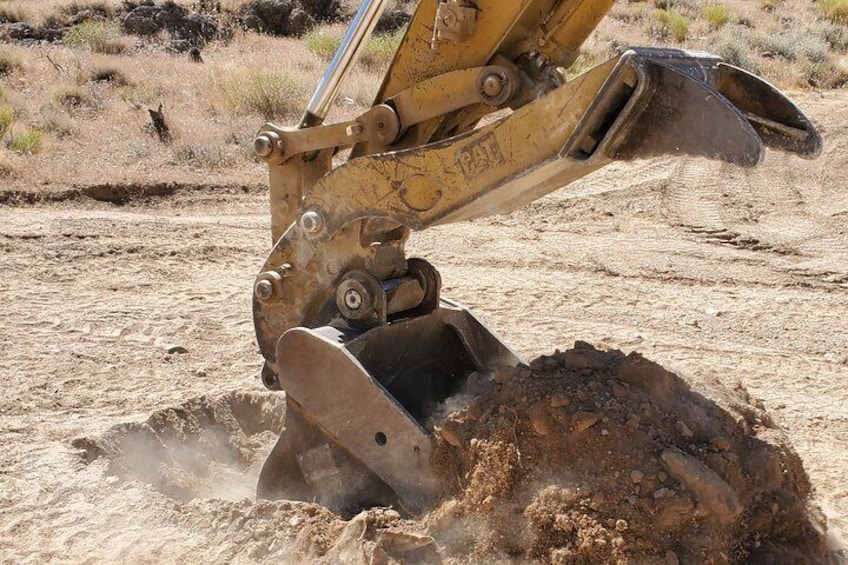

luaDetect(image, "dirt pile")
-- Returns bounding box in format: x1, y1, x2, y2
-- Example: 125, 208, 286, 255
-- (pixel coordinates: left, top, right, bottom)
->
428, 342, 834, 564
72, 346, 837, 564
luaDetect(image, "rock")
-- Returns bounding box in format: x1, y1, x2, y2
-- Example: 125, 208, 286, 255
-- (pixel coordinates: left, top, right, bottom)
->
529, 405, 555, 436
572, 411, 601, 432
615, 519, 628, 532
166, 345, 189, 354
124, 4, 217, 41
630, 470, 644, 484
8, 23, 35, 40
439, 420, 463, 447
675, 420, 694, 439
549, 393, 570, 408
375, 9, 411, 33
710, 436, 732, 452
665, 550, 680, 565
660, 448, 741, 525
240, 0, 329, 36
124, 6, 161, 35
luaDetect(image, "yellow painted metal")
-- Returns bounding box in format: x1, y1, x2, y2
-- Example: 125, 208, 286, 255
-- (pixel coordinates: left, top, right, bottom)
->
353, 0, 616, 156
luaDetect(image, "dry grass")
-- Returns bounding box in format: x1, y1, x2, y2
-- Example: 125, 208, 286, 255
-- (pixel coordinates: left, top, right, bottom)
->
0, 105, 13, 138
819, 0, 848, 23
0, 50, 23, 75
0, 0, 843, 192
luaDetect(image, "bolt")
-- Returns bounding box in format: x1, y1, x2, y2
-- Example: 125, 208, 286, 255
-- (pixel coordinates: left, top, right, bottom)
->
442, 9, 457, 28
300, 210, 324, 234
482, 74, 504, 98
254, 279, 275, 300
253, 135, 274, 158
344, 288, 363, 310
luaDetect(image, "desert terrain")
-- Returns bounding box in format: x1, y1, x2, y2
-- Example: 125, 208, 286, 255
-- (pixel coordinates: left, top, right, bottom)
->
1, 0, 847, 563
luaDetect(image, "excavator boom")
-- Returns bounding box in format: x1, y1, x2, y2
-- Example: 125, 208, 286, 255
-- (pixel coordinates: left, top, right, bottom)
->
250, 0, 821, 514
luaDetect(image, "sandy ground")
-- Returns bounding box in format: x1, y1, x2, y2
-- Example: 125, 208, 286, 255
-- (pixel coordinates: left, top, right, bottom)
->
0, 90, 846, 562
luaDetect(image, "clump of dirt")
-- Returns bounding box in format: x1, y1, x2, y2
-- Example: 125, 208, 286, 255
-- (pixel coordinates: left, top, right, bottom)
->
428, 342, 833, 564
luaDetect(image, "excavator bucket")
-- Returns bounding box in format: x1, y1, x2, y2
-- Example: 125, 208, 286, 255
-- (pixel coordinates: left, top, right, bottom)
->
251, 0, 821, 515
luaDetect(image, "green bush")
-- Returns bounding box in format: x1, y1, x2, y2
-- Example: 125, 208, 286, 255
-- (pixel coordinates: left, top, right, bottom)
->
305, 29, 402, 70
222, 70, 306, 120
819, 0, 848, 23
0, 105, 13, 139
304, 30, 344, 61
63, 21, 127, 54
360, 31, 402, 70
8, 129, 44, 155
703, 4, 731, 28
652, 9, 689, 42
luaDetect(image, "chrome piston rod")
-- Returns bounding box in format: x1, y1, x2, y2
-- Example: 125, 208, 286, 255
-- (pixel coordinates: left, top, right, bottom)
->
301, 0, 392, 127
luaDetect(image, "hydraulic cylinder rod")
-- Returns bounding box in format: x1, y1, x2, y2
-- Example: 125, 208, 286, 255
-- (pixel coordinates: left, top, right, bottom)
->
301, 0, 392, 127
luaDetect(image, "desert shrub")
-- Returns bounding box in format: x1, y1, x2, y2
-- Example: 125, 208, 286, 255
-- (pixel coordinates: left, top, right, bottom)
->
172, 142, 237, 169
0, 5, 26, 24
819, 0, 848, 23
0, 105, 13, 139
8, 129, 44, 155
715, 39, 758, 72
704, 4, 731, 28
55, 87, 101, 112
0, 84, 6, 103
566, 51, 599, 79
89, 65, 130, 85
0, 159, 18, 179
651, 9, 689, 42
610, 1, 648, 23
813, 22, 848, 52
304, 29, 344, 60
753, 33, 800, 61
222, 70, 306, 119
59, 1, 115, 18
64, 21, 128, 54
799, 37, 830, 63
803, 58, 848, 88
39, 105, 77, 138
359, 31, 402, 70
0, 51, 23, 76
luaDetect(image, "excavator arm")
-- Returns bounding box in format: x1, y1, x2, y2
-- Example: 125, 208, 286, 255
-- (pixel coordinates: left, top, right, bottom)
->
250, 0, 821, 514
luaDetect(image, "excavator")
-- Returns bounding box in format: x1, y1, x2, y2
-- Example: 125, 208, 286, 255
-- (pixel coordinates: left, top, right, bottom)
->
250, 0, 821, 515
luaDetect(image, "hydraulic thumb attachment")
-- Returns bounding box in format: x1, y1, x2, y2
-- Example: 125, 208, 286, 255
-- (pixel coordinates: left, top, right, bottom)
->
252, 47, 820, 515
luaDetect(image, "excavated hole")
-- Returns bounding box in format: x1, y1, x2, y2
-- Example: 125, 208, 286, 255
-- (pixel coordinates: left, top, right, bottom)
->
72, 391, 285, 502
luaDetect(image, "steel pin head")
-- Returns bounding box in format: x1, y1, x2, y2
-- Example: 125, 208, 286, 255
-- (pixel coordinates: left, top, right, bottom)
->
253, 135, 274, 158
300, 210, 324, 234
344, 289, 363, 310
254, 279, 275, 300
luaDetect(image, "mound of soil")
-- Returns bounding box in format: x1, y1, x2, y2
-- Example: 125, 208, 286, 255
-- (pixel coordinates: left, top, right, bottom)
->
73, 345, 836, 564
428, 342, 832, 564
